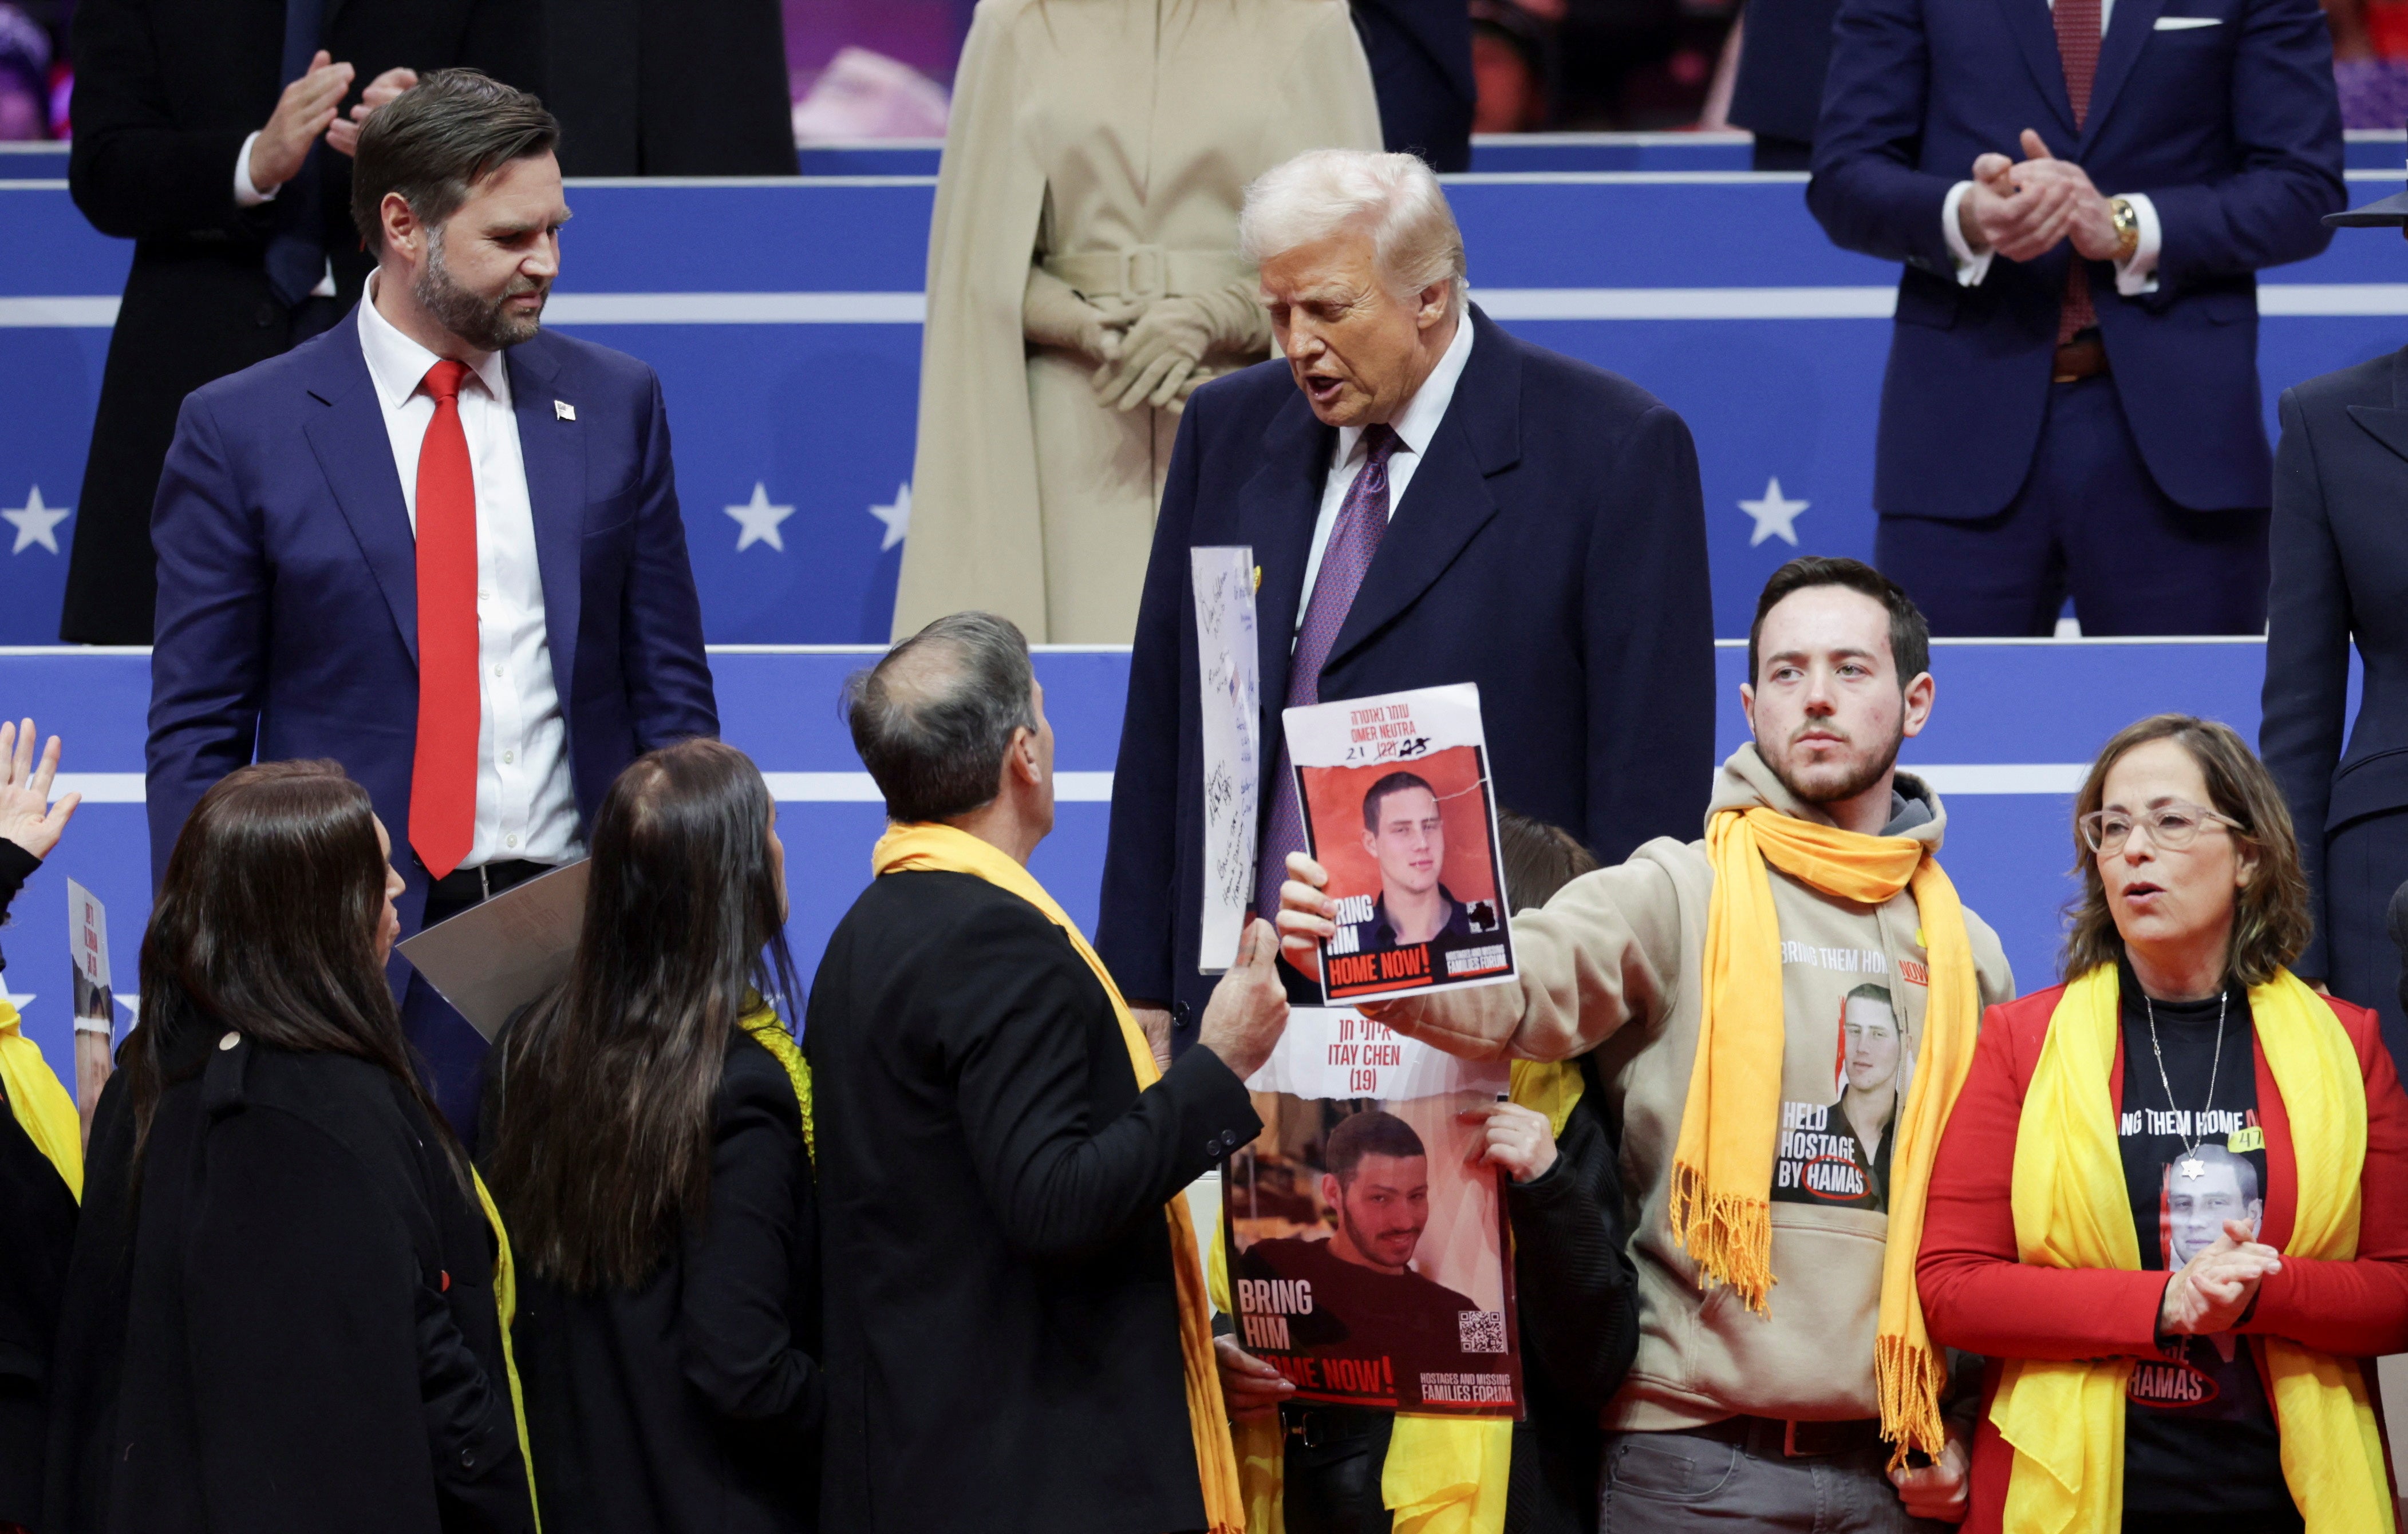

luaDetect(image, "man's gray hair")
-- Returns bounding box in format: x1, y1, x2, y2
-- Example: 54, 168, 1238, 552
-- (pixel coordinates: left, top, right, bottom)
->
1238, 148, 1468, 314
843, 612, 1037, 824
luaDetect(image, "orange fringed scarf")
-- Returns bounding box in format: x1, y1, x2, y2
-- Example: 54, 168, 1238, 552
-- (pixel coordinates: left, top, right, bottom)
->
1670, 805, 1981, 1463
873, 822, 1245, 1532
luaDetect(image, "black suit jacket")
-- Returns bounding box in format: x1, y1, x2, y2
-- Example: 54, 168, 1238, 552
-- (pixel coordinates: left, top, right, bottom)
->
495, 1033, 822, 1534
61, 0, 542, 643
542, 0, 795, 175
2263, 346, 2408, 982
65, 1035, 533, 1534
1096, 306, 1716, 1034
1728, 0, 1843, 145
804, 868, 1260, 1534
1352, 0, 1477, 172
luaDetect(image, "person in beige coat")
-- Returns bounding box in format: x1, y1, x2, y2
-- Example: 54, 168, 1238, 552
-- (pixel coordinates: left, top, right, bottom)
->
891, 0, 1384, 644
1280, 558, 2016, 1531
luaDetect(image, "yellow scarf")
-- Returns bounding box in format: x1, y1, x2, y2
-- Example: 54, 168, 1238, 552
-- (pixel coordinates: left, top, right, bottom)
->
472, 1169, 542, 1531
0, 998, 81, 1201
1670, 805, 1981, 1461
872, 822, 1244, 1534
1992, 965, 2390, 1532
736, 999, 815, 1163
1222, 1059, 1585, 1534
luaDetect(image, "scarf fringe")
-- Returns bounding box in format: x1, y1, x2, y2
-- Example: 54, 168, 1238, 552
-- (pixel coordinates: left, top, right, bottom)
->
1668, 1160, 1773, 1312
1875, 1334, 1949, 1469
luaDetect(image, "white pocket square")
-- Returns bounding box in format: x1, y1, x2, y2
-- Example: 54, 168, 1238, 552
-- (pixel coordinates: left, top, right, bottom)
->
2154, 15, 2221, 27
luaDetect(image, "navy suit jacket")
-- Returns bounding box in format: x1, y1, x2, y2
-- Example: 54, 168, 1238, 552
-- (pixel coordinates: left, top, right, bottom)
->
1095, 307, 1716, 1033
1807, 0, 2342, 519
2263, 346, 2408, 982
146, 305, 717, 940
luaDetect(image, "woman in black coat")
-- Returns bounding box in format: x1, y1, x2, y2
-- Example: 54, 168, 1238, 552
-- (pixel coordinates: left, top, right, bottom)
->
483, 738, 823, 1534
48, 758, 536, 1534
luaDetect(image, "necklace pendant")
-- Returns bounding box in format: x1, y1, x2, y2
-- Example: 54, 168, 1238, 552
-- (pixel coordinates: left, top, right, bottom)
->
2179, 1157, 2206, 1180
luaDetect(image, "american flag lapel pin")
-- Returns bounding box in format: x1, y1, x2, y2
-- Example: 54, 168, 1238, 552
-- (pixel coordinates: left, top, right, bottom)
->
554, 400, 576, 421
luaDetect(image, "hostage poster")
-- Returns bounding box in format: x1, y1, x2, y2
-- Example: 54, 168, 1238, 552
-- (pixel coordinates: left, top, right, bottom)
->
1282, 683, 1516, 1006
1223, 1007, 1525, 1417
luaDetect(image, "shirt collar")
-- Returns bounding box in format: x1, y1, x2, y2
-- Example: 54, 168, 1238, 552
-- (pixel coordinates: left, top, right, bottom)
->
1335, 306, 1476, 471
358, 269, 512, 412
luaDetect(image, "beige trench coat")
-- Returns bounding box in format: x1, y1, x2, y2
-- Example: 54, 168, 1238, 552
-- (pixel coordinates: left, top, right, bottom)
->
891, 0, 1383, 643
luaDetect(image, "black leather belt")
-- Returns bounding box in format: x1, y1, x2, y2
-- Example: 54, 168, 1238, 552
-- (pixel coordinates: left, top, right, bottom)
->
1282, 1402, 1389, 1450
425, 858, 551, 914
1681, 1413, 1889, 1459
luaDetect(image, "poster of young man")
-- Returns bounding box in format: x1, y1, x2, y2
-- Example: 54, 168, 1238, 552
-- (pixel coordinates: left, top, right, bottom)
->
1773, 978, 1919, 1212
1224, 1007, 1525, 1417
1284, 683, 1514, 1005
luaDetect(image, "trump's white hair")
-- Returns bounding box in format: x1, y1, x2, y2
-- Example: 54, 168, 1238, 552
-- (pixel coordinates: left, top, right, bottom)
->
1238, 149, 1467, 314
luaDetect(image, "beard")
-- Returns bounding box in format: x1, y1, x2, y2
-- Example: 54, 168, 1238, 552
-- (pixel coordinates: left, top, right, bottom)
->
415, 228, 547, 352
1760, 720, 1905, 808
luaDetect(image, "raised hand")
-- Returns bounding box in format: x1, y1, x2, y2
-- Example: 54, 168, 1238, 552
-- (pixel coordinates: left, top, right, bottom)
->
0, 718, 78, 860
1213, 1334, 1295, 1419
1276, 849, 1338, 982
249, 52, 354, 192
1464, 1100, 1559, 1183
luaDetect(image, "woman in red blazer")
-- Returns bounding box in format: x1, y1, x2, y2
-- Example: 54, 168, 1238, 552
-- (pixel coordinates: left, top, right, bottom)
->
1918, 715, 2408, 1534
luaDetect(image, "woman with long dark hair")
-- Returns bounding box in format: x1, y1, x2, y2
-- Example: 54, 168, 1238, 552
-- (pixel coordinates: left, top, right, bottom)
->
62, 759, 536, 1534
483, 738, 821, 1534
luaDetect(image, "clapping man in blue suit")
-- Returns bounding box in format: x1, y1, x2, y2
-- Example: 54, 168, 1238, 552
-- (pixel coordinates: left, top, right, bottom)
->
145, 70, 716, 1131
1099, 148, 1714, 1065
1808, 0, 2343, 635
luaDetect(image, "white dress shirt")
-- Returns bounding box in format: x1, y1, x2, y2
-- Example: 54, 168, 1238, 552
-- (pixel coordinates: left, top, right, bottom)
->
357, 271, 582, 869
1294, 310, 1477, 630
234, 131, 338, 298
1939, 0, 2163, 300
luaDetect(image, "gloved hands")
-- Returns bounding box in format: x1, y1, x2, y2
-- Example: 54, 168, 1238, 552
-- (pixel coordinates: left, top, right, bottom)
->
1091, 281, 1272, 414
1022, 266, 1142, 365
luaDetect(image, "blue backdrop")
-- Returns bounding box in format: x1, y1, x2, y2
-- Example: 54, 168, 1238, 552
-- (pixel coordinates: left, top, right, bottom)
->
8, 134, 2408, 643
0, 638, 2290, 1080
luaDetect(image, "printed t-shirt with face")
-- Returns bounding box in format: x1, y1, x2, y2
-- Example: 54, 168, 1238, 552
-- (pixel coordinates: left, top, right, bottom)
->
2114, 972, 2288, 1520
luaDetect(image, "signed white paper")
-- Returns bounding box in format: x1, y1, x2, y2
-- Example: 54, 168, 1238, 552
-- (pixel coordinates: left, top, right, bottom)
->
1192, 545, 1262, 974
397, 861, 590, 1040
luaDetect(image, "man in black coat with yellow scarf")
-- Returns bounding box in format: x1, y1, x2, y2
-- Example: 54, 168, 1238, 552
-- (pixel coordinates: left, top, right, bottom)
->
806, 612, 1294, 1534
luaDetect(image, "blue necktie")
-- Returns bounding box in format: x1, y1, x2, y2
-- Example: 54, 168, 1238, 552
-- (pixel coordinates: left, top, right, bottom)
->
263, 0, 329, 309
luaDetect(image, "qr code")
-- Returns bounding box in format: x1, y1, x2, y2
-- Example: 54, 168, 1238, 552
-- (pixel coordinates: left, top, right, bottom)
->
1459, 1310, 1508, 1354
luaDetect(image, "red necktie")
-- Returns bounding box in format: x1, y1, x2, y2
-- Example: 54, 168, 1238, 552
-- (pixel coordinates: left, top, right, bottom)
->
2055, 0, 2102, 343
410, 359, 479, 880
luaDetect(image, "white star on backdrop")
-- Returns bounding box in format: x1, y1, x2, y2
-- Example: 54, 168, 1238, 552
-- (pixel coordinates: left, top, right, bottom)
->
1738, 477, 1808, 547
725, 482, 796, 553
869, 482, 911, 551
1, 984, 33, 1014
3, 485, 71, 555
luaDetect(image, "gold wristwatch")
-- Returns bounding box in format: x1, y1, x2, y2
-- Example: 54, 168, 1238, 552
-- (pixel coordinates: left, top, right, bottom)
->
2109, 196, 2141, 263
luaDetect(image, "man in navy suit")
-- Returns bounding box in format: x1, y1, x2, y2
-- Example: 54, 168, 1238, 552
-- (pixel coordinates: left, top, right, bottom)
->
2263, 176, 2408, 1065
146, 70, 716, 1129
1097, 148, 1714, 1069
1807, 0, 2343, 635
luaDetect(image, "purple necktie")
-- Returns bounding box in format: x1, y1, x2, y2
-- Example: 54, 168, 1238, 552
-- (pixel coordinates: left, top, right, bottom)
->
1256, 424, 1402, 916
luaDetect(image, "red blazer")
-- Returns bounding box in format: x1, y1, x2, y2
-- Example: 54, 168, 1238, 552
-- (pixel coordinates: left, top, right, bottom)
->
1917, 982, 2408, 1532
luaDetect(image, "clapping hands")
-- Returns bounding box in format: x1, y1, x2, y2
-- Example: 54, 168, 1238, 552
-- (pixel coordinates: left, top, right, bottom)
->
2160, 1217, 2283, 1335
1957, 129, 2123, 263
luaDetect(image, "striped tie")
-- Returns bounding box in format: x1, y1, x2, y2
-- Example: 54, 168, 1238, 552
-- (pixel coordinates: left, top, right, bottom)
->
1256, 424, 1402, 917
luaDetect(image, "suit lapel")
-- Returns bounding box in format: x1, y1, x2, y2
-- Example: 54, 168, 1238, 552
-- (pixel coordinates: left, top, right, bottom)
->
1321, 309, 1519, 676
1240, 390, 1336, 734
508, 338, 585, 706
1996, 0, 2079, 137
2082, 0, 2173, 144
303, 310, 419, 664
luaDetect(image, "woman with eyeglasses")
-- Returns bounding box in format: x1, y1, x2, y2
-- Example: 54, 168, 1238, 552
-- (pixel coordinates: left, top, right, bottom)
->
1916, 714, 2408, 1534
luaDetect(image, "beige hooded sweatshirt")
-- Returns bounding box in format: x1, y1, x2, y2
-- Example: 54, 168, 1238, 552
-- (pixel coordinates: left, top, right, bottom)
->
1387, 745, 2015, 1430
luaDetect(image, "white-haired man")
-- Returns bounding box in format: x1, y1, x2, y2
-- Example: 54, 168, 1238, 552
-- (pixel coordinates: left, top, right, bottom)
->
1100, 147, 1715, 1055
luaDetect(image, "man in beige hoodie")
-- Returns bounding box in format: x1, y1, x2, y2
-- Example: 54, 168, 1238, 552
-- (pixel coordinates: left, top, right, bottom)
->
1274, 556, 2014, 1529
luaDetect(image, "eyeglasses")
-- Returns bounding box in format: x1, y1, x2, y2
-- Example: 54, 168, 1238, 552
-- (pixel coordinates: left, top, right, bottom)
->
2078, 800, 2243, 856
